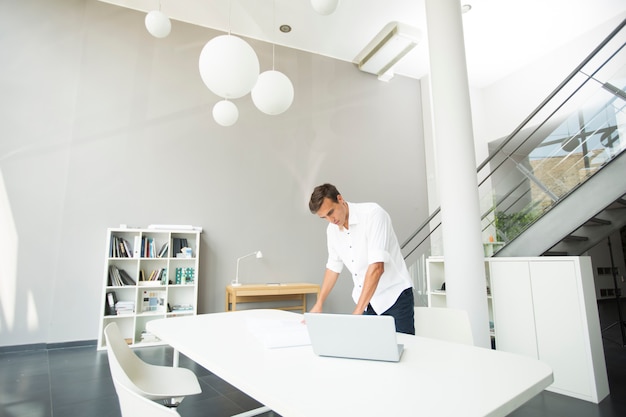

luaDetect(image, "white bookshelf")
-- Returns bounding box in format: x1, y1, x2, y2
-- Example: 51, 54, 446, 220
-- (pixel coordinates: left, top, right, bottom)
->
97, 227, 201, 350
425, 257, 495, 339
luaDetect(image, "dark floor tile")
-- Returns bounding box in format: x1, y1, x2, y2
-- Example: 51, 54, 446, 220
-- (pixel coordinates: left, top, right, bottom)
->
177, 394, 245, 417
0, 398, 52, 417
51, 395, 121, 417
50, 375, 117, 408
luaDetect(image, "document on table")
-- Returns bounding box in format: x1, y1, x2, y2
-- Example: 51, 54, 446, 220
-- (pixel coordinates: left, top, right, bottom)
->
246, 317, 311, 348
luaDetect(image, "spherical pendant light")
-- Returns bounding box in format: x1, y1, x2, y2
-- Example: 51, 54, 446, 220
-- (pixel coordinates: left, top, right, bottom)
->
212, 100, 239, 127
145, 10, 171, 38
251, 70, 294, 115
199, 35, 260, 99
311, 0, 340, 15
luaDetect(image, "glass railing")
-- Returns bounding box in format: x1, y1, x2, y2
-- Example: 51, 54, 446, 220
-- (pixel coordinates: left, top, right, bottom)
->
403, 19, 626, 300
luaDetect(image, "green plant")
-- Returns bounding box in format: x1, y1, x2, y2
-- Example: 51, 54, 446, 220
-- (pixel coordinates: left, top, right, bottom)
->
495, 210, 538, 243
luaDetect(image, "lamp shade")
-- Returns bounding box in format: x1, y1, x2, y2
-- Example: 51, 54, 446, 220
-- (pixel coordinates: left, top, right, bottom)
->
199, 35, 260, 99
212, 100, 239, 127
145, 10, 171, 38
311, 0, 340, 15
251, 70, 294, 115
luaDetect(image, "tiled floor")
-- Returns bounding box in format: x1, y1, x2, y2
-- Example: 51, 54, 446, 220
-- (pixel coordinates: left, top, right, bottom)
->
1, 300, 625, 417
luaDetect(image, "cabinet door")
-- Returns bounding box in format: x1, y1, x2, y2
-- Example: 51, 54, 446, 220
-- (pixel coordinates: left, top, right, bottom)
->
529, 260, 591, 396
490, 260, 538, 358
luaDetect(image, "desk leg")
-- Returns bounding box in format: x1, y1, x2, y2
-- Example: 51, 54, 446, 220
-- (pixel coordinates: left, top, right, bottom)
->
231, 406, 272, 417
301, 294, 306, 313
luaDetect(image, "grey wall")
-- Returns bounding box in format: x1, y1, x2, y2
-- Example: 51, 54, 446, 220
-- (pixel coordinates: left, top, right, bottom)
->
0, 0, 427, 346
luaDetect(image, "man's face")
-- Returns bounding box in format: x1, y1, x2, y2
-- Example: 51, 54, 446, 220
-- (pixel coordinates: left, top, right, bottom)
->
316, 195, 348, 228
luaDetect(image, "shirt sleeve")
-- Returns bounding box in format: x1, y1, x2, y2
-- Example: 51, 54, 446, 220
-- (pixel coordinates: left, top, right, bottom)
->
366, 206, 392, 264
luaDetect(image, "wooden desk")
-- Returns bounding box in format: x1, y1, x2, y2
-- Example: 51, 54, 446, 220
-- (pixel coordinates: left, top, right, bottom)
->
225, 283, 320, 313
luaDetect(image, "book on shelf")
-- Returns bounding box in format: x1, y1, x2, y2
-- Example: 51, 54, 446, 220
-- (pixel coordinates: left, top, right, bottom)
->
122, 238, 131, 258
140, 331, 160, 343
109, 265, 136, 286
115, 300, 135, 315
157, 242, 169, 258
110, 236, 133, 258
171, 238, 189, 258
140, 268, 167, 283
119, 269, 136, 285
171, 304, 193, 312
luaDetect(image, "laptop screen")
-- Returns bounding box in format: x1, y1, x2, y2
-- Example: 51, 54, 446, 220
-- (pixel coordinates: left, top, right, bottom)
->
304, 313, 404, 362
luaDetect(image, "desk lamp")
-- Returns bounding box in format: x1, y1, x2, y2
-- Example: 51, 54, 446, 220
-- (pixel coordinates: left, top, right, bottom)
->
232, 251, 263, 286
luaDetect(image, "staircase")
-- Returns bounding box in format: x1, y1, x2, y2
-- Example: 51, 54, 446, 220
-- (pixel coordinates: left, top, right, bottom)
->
401, 19, 626, 275
496, 151, 626, 257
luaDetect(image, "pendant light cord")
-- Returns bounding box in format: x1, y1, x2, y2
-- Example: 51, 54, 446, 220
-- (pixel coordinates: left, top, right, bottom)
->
272, 0, 276, 70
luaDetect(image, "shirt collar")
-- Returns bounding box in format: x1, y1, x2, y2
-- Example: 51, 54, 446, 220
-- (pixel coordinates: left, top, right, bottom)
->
347, 202, 359, 226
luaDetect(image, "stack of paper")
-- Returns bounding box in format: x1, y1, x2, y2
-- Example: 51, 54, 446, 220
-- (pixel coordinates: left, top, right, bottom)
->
246, 317, 311, 348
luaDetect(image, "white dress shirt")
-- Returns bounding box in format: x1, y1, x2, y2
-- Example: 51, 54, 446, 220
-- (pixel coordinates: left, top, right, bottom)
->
325, 202, 413, 314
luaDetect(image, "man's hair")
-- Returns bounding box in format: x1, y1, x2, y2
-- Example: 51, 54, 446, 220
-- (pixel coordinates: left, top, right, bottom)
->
309, 183, 340, 214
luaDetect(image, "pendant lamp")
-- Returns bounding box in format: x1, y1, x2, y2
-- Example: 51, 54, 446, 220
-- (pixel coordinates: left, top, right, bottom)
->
145, 10, 171, 38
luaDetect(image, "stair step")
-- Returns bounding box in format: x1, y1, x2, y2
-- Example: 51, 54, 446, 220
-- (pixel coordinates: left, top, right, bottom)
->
607, 198, 626, 209
563, 235, 589, 242
585, 217, 612, 226
544, 251, 569, 256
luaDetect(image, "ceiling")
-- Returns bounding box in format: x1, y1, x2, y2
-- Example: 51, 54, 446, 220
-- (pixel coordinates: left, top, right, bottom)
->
99, 0, 626, 88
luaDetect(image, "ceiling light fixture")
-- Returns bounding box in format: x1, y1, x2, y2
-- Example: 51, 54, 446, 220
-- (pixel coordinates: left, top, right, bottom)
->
212, 99, 239, 127
251, 0, 294, 116
310, 0, 340, 15
198, 0, 260, 126
356, 22, 421, 82
145, 1, 171, 38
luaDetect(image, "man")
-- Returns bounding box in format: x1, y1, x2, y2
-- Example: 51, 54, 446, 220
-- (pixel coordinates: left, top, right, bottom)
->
308, 183, 415, 334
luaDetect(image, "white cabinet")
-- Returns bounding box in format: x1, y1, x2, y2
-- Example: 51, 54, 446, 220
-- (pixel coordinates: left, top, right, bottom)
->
489, 256, 609, 403
97, 227, 201, 350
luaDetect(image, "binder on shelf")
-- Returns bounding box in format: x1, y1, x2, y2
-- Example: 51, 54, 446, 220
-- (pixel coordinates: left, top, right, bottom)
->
119, 269, 136, 285
133, 236, 141, 258
172, 238, 182, 257
105, 291, 117, 316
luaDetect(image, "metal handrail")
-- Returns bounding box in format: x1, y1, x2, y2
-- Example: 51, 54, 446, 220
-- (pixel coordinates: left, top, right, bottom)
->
402, 18, 626, 256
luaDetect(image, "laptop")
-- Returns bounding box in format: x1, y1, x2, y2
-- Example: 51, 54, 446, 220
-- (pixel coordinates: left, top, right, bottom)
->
304, 313, 404, 362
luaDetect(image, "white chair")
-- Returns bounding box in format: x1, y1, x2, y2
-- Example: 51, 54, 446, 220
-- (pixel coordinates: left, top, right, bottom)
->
104, 322, 201, 407
113, 377, 181, 417
413, 306, 474, 345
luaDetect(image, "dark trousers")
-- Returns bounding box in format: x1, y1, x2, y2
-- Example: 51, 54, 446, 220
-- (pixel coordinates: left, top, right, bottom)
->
364, 287, 415, 335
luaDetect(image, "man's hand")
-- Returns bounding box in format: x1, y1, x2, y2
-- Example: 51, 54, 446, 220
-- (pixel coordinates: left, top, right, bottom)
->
309, 302, 323, 314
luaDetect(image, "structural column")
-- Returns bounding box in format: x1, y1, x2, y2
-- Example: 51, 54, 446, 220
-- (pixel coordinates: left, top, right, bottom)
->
424, 0, 490, 348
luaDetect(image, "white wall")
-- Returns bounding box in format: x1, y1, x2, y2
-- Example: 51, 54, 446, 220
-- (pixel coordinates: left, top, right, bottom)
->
0, 0, 427, 346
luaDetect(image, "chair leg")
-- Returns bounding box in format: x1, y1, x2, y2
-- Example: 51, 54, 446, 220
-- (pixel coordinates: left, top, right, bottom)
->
161, 397, 182, 408
231, 405, 272, 417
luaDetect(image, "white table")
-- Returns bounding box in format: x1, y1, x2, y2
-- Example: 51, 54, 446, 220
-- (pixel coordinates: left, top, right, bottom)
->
147, 309, 553, 417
